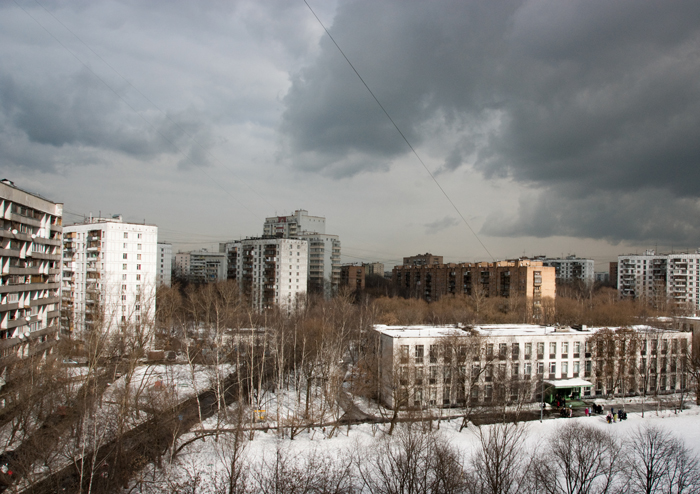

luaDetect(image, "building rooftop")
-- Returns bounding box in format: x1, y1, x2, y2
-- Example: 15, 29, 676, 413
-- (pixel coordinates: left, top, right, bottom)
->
374, 323, 685, 338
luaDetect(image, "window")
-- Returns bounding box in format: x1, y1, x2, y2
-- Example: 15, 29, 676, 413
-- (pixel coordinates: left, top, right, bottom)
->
137, 264, 141, 270
137, 254, 141, 260
136, 274, 141, 281
512, 343, 519, 359
562, 342, 569, 358
549, 362, 556, 376
400, 345, 409, 364
138, 244, 142, 250
122, 274, 127, 281
574, 341, 581, 358
122, 284, 127, 290
524, 342, 532, 359
124, 233, 128, 239
499, 343, 507, 359
573, 361, 580, 377
537, 342, 544, 359
429, 345, 437, 363
124, 243, 127, 248
415, 345, 424, 364
123, 264, 127, 270
486, 343, 494, 358
549, 342, 556, 358
537, 362, 544, 375
561, 362, 568, 377
512, 363, 519, 377
524, 362, 532, 378
123, 253, 128, 259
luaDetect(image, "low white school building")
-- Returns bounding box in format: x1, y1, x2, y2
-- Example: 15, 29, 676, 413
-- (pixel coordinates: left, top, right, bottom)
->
374, 324, 692, 409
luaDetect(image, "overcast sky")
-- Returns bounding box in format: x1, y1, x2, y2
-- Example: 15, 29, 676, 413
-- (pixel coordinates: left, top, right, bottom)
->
3, 0, 700, 269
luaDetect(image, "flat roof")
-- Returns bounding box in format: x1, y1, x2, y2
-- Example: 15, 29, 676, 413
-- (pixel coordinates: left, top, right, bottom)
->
374, 324, 686, 338
374, 325, 466, 338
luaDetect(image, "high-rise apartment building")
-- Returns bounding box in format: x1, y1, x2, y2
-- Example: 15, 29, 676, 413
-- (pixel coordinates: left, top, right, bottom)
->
262, 210, 340, 298
221, 238, 308, 312
263, 209, 326, 238
157, 243, 172, 287
1, 180, 62, 367
62, 216, 157, 334
618, 250, 700, 312
363, 262, 385, 277
340, 264, 365, 291
536, 255, 594, 284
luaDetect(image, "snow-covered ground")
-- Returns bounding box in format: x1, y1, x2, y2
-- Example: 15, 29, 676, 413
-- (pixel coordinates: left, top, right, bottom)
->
152, 400, 700, 492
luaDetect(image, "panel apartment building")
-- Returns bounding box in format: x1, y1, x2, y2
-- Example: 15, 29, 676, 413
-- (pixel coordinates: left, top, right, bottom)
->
536, 255, 595, 284
1, 180, 62, 368
62, 216, 157, 334
375, 324, 691, 409
393, 258, 556, 312
263, 210, 340, 297
618, 250, 700, 312
221, 237, 308, 312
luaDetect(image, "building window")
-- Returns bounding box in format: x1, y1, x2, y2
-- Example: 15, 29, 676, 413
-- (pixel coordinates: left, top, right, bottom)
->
138, 233, 142, 239
138, 244, 142, 250
123, 253, 128, 259
122, 274, 127, 281
137, 254, 141, 260
415, 345, 424, 364
549, 342, 556, 359
561, 362, 569, 377
123, 264, 127, 270
124, 233, 128, 239
137, 264, 141, 270
136, 274, 141, 281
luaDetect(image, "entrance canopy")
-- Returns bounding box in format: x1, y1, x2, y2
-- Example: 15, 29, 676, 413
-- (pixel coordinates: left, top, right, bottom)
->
544, 378, 593, 389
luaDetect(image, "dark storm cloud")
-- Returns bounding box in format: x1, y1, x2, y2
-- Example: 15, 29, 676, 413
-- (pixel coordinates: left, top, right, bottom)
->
282, 0, 700, 243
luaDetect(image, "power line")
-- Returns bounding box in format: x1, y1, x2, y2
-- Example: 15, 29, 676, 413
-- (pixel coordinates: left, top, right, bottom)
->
303, 0, 494, 261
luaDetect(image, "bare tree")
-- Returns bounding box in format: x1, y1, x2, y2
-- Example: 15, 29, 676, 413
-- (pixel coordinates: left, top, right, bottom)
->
530, 421, 623, 494
466, 422, 531, 494
625, 424, 700, 494
356, 423, 466, 494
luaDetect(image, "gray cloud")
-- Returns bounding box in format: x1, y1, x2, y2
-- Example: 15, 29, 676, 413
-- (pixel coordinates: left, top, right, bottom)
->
281, 0, 700, 242
425, 216, 459, 235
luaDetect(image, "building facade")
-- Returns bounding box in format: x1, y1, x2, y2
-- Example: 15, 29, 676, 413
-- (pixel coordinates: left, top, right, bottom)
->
157, 243, 172, 287
189, 250, 227, 284
363, 262, 385, 278
375, 324, 692, 409
1, 180, 63, 368
62, 216, 157, 334
340, 264, 365, 291
537, 256, 595, 284
222, 237, 308, 312
403, 253, 443, 267
263, 209, 326, 238
618, 250, 700, 312
262, 210, 340, 298
392, 259, 556, 311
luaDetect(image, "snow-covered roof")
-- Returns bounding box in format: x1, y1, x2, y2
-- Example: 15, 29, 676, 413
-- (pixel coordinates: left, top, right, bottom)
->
373, 324, 687, 339
544, 378, 593, 388
373, 325, 466, 338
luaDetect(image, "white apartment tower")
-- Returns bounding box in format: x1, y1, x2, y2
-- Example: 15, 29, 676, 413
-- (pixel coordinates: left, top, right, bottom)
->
222, 238, 308, 312
618, 250, 700, 312
537, 255, 595, 284
264, 209, 326, 238
1, 180, 62, 367
62, 216, 157, 334
157, 243, 172, 287
262, 209, 341, 298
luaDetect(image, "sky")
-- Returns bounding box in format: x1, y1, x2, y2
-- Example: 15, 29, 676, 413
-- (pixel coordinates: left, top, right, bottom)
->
2, 0, 700, 270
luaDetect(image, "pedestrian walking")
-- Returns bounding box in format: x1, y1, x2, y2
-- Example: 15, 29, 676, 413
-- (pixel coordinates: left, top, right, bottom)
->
584, 407, 589, 417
